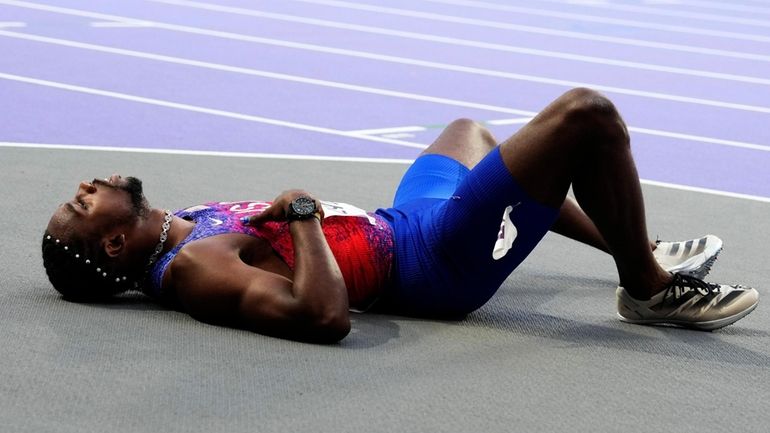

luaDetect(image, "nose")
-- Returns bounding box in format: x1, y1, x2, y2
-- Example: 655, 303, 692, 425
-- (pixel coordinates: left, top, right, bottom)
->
78, 180, 97, 194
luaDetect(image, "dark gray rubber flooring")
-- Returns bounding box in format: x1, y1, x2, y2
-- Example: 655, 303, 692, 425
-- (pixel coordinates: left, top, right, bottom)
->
2, 147, 769, 433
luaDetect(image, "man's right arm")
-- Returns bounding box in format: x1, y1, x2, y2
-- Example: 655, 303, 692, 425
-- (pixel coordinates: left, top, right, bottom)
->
170, 214, 351, 344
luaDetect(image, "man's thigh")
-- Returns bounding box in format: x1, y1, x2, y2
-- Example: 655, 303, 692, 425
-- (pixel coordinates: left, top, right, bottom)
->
436, 148, 559, 300
392, 154, 469, 207
391, 119, 497, 207
384, 147, 559, 317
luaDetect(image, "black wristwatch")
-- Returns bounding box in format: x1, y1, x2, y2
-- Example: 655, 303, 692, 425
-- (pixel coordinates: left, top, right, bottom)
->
286, 196, 321, 222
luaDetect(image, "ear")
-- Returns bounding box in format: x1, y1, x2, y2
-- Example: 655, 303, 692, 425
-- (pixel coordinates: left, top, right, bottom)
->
103, 233, 126, 258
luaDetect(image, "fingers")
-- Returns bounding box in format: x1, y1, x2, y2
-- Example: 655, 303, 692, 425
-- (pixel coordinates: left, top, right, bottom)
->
241, 190, 320, 226
240, 214, 260, 226
242, 203, 281, 226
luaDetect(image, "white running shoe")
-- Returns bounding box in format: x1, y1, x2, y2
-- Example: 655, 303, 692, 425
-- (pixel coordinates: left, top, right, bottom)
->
617, 274, 759, 331
653, 234, 722, 279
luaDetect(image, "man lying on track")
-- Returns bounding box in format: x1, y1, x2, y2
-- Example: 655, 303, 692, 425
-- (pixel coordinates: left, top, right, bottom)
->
41, 88, 759, 343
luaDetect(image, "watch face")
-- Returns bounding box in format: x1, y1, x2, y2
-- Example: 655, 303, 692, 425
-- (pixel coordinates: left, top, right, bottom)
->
291, 196, 316, 216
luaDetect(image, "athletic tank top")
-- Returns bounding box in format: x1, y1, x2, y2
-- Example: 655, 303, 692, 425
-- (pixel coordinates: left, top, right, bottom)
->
145, 201, 394, 310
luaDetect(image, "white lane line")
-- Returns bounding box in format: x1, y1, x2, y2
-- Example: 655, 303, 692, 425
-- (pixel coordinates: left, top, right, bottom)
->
0, 72, 428, 150
534, 0, 770, 28
669, 0, 770, 16
296, 0, 770, 43
0, 21, 26, 28
2, 141, 768, 204
381, 133, 416, 139
90, 21, 152, 28
2, 30, 768, 153
148, 0, 770, 86
416, 0, 770, 42
275, 0, 770, 61
349, 126, 426, 135
626, 127, 770, 153
6, 0, 770, 64
487, 118, 533, 125
353, 120, 770, 152
0, 142, 415, 164
2, 5, 769, 114
0, 29, 533, 117
639, 179, 770, 204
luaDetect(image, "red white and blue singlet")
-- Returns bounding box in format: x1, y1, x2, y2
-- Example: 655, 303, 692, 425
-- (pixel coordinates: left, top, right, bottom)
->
146, 201, 394, 310
146, 149, 557, 318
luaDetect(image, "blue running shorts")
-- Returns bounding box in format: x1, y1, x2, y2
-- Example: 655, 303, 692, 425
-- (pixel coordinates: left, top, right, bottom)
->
375, 147, 559, 318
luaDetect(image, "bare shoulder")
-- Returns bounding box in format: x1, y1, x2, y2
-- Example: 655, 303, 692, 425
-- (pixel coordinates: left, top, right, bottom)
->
159, 232, 348, 343
165, 235, 291, 324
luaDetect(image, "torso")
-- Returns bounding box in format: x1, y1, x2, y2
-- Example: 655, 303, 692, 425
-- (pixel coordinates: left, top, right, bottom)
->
146, 201, 394, 310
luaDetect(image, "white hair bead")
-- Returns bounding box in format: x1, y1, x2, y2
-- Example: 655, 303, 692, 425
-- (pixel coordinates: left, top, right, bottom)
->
102, 272, 107, 277
96, 267, 101, 272
85, 259, 90, 264
46, 235, 51, 240
74, 254, 79, 259
115, 278, 120, 283
55, 239, 60, 244
63, 246, 68, 251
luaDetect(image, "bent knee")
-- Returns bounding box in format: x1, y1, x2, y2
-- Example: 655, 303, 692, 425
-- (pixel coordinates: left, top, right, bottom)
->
559, 88, 618, 119
446, 118, 496, 149
556, 88, 628, 145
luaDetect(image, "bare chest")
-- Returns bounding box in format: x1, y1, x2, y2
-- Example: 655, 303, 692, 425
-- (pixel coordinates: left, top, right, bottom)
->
163, 233, 293, 289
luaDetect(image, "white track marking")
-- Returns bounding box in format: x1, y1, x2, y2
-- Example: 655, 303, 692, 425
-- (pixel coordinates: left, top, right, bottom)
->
3, 29, 769, 153
295, 0, 770, 43
5, 0, 770, 64
0, 29, 533, 117
90, 21, 152, 28
148, 0, 770, 86
381, 133, 416, 139
1, 31, 768, 153
625, 128, 770, 153
639, 179, 770, 204
533, 0, 770, 28
0, 142, 415, 164
357, 122, 770, 152
1, 6, 769, 114
0, 72, 428, 150
0, 21, 25, 28
349, 126, 426, 135
412, 0, 770, 41
668, 0, 770, 16
2, 141, 768, 203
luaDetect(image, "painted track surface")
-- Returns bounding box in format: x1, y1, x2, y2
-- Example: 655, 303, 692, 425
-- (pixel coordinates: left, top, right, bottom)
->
1, 1, 770, 432
1, 0, 769, 199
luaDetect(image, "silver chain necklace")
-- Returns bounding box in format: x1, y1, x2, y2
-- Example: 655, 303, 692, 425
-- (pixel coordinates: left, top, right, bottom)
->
146, 210, 172, 269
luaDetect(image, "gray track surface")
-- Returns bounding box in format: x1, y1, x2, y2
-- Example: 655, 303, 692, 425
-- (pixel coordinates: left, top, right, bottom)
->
2, 147, 769, 433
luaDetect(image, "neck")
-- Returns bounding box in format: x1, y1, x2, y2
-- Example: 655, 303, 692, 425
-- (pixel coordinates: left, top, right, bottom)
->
162, 211, 195, 256
129, 208, 195, 273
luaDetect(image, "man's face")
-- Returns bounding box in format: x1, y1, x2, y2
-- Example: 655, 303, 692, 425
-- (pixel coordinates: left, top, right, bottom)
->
47, 175, 149, 242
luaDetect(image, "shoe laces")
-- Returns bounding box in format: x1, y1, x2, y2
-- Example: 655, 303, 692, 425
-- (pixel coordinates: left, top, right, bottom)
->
665, 273, 721, 299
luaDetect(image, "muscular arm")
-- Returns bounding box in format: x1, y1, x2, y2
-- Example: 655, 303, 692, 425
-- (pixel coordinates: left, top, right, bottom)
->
172, 192, 350, 344
262, 217, 350, 339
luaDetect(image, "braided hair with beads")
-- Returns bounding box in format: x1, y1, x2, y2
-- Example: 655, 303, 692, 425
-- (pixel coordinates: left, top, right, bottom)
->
41, 231, 136, 301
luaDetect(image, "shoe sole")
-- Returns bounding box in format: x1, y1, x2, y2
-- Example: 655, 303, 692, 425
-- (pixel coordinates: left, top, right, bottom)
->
662, 239, 723, 279
617, 299, 758, 331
